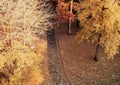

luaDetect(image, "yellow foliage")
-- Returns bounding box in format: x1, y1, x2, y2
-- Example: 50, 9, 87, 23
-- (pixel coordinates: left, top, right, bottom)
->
0, 40, 47, 85
0, 0, 50, 84
76, 0, 120, 58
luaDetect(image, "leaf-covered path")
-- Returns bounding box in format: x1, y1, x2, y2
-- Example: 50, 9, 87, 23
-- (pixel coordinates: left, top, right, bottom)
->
46, 29, 70, 85
45, 22, 120, 85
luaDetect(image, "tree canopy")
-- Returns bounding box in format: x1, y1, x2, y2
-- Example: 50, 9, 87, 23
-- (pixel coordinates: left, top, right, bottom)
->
76, 0, 120, 59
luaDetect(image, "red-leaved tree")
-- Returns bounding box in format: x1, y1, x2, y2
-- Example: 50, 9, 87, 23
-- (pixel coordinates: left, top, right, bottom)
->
56, 0, 79, 34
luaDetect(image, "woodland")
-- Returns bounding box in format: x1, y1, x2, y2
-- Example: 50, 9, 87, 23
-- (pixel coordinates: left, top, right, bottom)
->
0, 0, 120, 85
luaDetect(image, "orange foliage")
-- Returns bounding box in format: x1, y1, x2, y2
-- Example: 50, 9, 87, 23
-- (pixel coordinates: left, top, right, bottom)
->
56, 0, 75, 22
0, 27, 11, 49
0, 28, 10, 37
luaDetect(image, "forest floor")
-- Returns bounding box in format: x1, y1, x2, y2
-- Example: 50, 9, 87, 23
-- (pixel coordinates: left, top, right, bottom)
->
55, 21, 120, 85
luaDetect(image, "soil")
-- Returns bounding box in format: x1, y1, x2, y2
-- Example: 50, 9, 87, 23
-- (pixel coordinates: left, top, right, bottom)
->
55, 21, 120, 85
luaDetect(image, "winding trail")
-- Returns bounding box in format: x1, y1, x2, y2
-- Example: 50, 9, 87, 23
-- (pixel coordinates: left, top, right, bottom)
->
46, 29, 71, 85
46, 22, 120, 85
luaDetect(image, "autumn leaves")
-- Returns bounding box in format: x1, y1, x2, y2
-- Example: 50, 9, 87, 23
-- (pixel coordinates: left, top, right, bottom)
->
56, 0, 120, 59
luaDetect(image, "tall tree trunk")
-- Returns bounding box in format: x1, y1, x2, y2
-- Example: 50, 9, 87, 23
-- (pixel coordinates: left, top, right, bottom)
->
94, 34, 101, 61
67, 0, 73, 35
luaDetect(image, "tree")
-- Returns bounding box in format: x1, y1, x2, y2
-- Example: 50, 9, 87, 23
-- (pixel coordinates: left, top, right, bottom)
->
56, 0, 78, 34
0, 0, 52, 48
0, 0, 53, 84
76, 0, 120, 60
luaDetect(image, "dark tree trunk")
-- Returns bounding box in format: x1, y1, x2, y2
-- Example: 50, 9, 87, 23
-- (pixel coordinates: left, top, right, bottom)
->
94, 34, 101, 61
77, 20, 79, 27
94, 44, 100, 61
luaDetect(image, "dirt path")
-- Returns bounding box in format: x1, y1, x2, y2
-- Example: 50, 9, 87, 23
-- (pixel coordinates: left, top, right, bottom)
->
56, 22, 120, 85
44, 30, 70, 85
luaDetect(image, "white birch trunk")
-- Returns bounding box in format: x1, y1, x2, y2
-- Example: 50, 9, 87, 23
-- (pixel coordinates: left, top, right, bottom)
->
68, 0, 73, 35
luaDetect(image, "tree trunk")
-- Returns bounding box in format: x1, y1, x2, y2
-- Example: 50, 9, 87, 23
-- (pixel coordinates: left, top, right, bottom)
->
77, 20, 79, 27
94, 34, 101, 61
67, 0, 73, 35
